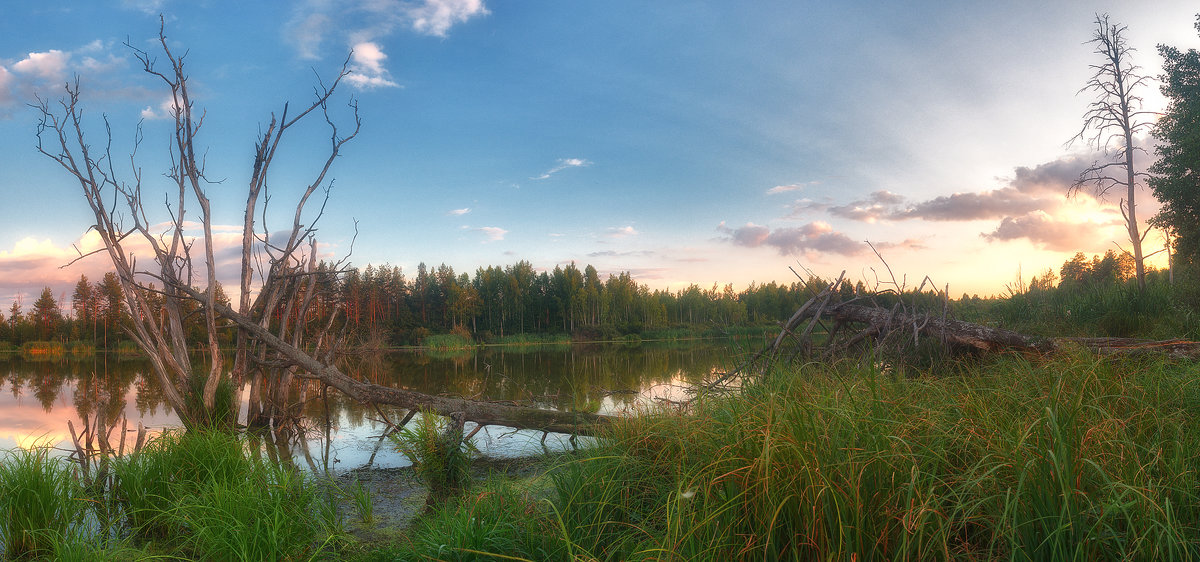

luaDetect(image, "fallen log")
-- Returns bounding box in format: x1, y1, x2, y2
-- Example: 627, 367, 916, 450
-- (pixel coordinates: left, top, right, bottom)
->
191, 288, 614, 436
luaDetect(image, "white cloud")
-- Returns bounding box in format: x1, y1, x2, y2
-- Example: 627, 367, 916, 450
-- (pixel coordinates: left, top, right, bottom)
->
447, 207, 470, 216
533, 157, 592, 180
766, 181, 818, 195
285, 0, 489, 61
405, 0, 490, 37
121, 0, 166, 14
13, 50, 70, 81
140, 97, 181, 120
346, 41, 399, 89
607, 226, 638, 238
477, 226, 507, 242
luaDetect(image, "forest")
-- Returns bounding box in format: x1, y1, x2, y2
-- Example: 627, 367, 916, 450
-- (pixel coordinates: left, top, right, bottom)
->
1, 245, 1186, 354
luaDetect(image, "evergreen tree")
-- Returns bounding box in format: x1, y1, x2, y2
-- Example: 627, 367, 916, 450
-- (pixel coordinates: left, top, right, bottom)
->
31, 287, 62, 340
1150, 15, 1200, 263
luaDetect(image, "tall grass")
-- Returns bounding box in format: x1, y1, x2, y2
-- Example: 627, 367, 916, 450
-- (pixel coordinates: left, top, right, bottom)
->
0, 447, 84, 559
983, 275, 1199, 340
396, 351, 1200, 560
110, 429, 329, 559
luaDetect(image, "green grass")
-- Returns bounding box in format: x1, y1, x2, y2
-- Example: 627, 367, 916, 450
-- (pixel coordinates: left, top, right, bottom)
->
489, 333, 573, 347
0, 430, 341, 561
0, 447, 85, 559
379, 350, 1200, 561
424, 333, 477, 351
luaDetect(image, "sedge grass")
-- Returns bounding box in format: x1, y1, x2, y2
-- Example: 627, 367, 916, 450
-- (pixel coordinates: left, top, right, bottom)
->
395, 350, 1200, 561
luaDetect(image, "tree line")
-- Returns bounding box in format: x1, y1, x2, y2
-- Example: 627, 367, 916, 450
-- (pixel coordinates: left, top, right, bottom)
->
0, 261, 845, 348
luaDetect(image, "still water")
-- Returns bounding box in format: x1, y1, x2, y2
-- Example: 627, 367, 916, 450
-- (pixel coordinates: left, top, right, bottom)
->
0, 340, 747, 472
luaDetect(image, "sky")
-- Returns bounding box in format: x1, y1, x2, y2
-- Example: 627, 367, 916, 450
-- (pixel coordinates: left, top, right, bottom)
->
0, 1, 1198, 310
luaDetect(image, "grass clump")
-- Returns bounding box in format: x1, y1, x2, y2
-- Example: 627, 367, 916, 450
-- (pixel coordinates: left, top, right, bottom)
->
391, 410, 477, 500
107, 429, 332, 560
0, 447, 85, 559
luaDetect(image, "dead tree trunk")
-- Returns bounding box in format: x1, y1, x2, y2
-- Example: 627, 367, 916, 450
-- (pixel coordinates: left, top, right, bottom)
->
40, 20, 616, 436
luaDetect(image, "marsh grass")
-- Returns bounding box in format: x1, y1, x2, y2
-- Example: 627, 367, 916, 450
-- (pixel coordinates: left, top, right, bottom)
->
61, 429, 334, 560
394, 350, 1200, 561
0, 447, 84, 559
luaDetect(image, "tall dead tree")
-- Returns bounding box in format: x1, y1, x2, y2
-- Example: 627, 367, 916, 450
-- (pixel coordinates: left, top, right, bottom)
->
37, 21, 611, 436
1070, 13, 1155, 292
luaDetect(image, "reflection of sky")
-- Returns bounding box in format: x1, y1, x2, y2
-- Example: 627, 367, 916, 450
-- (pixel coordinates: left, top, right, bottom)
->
0, 344, 734, 470
0, 377, 179, 454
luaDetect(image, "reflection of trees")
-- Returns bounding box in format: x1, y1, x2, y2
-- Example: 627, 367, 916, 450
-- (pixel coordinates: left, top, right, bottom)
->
315, 343, 737, 421
134, 373, 169, 417
1, 344, 737, 437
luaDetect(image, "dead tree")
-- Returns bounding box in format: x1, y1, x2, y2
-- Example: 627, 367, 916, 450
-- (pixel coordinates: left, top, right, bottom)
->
1070, 13, 1155, 292
38, 21, 613, 436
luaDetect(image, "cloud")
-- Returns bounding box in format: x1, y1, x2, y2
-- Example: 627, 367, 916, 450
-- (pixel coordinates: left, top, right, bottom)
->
13, 50, 69, 82
717, 221, 864, 256
0, 42, 139, 113
406, 0, 489, 37
587, 250, 656, 258
477, 226, 507, 242
767, 184, 802, 195
1007, 155, 1093, 195
607, 226, 638, 238
532, 158, 591, 180
766, 181, 818, 195
980, 211, 1119, 252
285, 0, 489, 61
287, 11, 331, 60
891, 188, 1049, 222
346, 41, 399, 89
447, 207, 470, 216
0, 66, 11, 104
139, 97, 181, 120
120, 0, 167, 14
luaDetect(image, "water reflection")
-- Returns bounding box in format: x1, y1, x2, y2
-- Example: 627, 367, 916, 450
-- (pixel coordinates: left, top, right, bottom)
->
0, 341, 744, 471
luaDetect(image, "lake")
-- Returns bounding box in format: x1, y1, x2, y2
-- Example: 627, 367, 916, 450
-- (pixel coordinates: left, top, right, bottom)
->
0, 339, 751, 472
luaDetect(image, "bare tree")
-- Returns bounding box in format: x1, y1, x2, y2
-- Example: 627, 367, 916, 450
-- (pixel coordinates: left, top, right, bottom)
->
1070, 13, 1155, 292
36, 20, 610, 436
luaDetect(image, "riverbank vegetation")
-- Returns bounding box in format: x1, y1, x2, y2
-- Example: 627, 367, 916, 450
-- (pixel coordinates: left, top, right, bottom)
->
5, 346, 1195, 560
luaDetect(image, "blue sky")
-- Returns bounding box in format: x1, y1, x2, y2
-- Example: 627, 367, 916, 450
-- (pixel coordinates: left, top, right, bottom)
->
0, 1, 1198, 308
